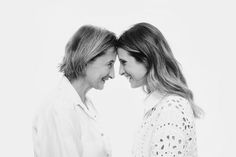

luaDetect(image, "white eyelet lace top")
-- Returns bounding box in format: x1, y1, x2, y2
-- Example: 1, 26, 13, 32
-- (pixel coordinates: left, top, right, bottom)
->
132, 93, 197, 157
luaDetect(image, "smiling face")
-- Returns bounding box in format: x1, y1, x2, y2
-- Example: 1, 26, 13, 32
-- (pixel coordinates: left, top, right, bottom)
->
85, 47, 116, 90
118, 48, 147, 88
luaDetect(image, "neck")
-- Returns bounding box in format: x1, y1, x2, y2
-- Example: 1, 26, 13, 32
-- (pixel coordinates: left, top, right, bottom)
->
70, 77, 91, 104
151, 90, 167, 100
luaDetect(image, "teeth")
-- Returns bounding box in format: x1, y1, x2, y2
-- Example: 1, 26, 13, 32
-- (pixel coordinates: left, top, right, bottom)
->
124, 74, 132, 80
126, 76, 132, 80
102, 77, 108, 81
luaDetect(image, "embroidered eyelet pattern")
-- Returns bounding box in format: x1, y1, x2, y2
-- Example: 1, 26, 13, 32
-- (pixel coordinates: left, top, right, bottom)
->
132, 95, 197, 157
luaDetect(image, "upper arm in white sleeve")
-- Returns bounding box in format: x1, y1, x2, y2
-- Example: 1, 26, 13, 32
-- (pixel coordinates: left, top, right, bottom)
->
33, 105, 82, 157
149, 96, 197, 157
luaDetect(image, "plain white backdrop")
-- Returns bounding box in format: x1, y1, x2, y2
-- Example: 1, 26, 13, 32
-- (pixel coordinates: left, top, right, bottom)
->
0, 0, 235, 156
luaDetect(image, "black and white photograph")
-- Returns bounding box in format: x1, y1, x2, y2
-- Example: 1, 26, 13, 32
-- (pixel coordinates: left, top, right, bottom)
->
0, 0, 235, 157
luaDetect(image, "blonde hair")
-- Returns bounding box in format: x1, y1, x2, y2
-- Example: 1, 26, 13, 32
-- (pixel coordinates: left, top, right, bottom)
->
118, 22, 204, 118
59, 25, 116, 81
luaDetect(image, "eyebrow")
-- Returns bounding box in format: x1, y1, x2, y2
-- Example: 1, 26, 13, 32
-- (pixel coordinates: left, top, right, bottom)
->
119, 59, 127, 62
107, 60, 115, 64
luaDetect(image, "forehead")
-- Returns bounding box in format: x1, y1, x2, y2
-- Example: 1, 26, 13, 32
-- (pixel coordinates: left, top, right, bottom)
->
117, 48, 129, 58
95, 47, 116, 63
117, 48, 134, 60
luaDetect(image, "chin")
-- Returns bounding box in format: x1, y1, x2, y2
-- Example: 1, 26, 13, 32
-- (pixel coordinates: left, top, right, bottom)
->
130, 83, 141, 88
95, 83, 105, 90
95, 86, 104, 90
130, 79, 145, 88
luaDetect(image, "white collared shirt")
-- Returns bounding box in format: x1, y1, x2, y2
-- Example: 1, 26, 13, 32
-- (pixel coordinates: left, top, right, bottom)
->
132, 92, 197, 157
32, 77, 111, 157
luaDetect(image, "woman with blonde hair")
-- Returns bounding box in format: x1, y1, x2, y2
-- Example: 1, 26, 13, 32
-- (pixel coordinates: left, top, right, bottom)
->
117, 22, 203, 157
33, 25, 116, 157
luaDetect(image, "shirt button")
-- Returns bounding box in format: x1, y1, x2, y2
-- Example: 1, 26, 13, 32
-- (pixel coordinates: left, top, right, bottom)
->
101, 133, 104, 136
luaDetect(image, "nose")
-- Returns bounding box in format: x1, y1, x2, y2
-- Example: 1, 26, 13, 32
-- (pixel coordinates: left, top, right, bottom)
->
119, 65, 124, 75
109, 66, 115, 79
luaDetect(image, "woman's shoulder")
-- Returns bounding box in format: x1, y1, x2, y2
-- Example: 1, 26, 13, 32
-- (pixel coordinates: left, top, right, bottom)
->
152, 94, 195, 128
161, 94, 191, 109
163, 94, 188, 103
157, 94, 194, 118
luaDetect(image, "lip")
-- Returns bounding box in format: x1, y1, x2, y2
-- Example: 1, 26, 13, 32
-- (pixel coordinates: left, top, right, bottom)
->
124, 74, 132, 80
102, 77, 109, 82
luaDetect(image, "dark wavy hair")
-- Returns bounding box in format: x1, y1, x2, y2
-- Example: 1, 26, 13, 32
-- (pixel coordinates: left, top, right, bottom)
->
117, 22, 203, 118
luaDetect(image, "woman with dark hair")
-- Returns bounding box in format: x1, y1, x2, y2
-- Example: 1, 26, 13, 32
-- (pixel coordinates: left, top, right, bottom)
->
33, 25, 116, 157
117, 22, 203, 157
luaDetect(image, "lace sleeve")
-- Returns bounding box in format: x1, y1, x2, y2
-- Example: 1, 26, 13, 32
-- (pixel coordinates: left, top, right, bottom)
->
149, 96, 197, 157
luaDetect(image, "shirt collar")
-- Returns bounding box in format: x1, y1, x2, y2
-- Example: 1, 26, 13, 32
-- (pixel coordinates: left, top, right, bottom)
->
144, 91, 166, 114
57, 76, 98, 120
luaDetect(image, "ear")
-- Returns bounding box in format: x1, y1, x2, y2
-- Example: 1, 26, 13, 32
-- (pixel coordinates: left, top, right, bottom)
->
81, 64, 88, 76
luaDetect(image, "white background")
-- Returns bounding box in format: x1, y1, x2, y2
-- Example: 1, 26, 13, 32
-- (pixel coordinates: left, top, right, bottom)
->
0, 0, 235, 156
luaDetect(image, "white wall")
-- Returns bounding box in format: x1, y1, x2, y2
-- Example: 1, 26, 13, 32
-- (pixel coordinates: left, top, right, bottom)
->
0, 0, 235, 156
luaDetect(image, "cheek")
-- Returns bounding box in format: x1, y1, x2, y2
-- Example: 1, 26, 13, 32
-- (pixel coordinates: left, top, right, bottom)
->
131, 66, 147, 80
135, 73, 146, 81
87, 71, 101, 82
97, 68, 109, 78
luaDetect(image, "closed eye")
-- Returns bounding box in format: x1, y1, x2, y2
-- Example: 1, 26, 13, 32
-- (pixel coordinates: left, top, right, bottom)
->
107, 61, 114, 68
119, 59, 127, 65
